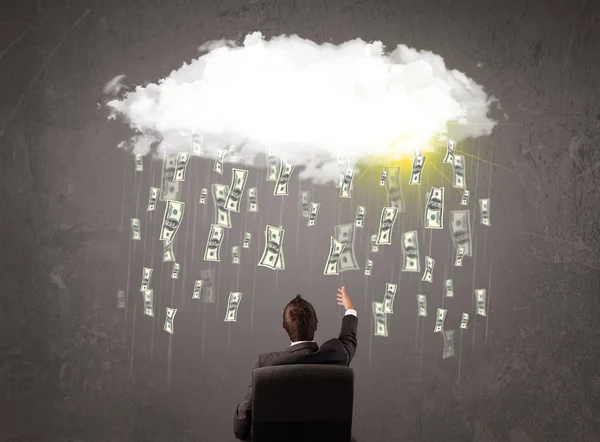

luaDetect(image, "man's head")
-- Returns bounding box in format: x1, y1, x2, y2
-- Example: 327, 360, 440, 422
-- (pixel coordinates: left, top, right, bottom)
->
282, 294, 318, 342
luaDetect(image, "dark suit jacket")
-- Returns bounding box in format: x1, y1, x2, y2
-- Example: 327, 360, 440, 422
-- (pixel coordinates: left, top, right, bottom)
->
233, 313, 358, 441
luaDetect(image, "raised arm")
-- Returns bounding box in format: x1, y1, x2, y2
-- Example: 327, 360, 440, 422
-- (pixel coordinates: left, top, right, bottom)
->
336, 286, 358, 365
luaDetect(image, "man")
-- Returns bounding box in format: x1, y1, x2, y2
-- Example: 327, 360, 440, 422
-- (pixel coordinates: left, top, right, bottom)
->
233, 286, 358, 441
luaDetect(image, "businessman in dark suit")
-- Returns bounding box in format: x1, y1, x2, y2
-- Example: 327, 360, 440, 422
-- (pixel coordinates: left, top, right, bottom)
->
233, 286, 358, 441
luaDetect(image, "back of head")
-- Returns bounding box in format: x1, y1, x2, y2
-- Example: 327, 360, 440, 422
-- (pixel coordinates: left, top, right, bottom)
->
283, 295, 318, 342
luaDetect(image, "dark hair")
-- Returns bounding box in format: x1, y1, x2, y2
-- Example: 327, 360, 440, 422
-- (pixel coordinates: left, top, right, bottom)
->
283, 295, 318, 342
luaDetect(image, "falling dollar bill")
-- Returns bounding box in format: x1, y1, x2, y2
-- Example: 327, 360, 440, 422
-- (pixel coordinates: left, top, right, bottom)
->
375, 207, 398, 245
479, 198, 491, 226
147, 187, 160, 211
258, 225, 285, 270
324, 236, 346, 275
192, 279, 203, 300
243, 232, 251, 248
139, 267, 153, 292
417, 294, 427, 317
199, 188, 208, 204
335, 156, 348, 188
364, 259, 373, 276
224, 292, 243, 322
163, 239, 175, 262
443, 138, 456, 164
173, 152, 190, 181
442, 330, 455, 359
372, 302, 388, 337
450, 210, 472, 256
204, 224, 225, 262
131, 218, 141, 240
371, 234, 379, 253
171, 262, 180, 279
409, 155, 426, 185
135, 154, 143, 172
117, 289, 125, 309
266, 149, 280, 181
214, 148, 226, 174
159, 200, 184, 242
382, 283, 397, 314
225, 169, 249, 212
232, 246, 240, 264
401, 231, 420, 272
455, 247, 465, 266
425, 187, 444, 229
452, 154, 466, 189
421, 256, 435, 283
385, 167, 406, 212
434, 308, 447, 333
160, 156, 181, 201
475, 288, 487, 316
380, 170, 387, 186
247, 187, 258, 212
300, 191, 310, 218
339, 167, 355, 198
307, 202, 320, 226
461, 189, 469, 206
335, 224, 359, 272
142, 289, 154, 317
191, 129, 203, 155
460, 312, 469, 329
212, 183, 232, 228
444, 279, 454, 298
273, 159, 295, 196
163, 307, 177, 334
200, 269, 215, 303
355, 206, 366, 228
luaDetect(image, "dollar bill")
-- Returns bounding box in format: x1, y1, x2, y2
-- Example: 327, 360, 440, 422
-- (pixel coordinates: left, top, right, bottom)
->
380, 170, 387, 186
266, 149, 280, 181
385, 167, 406, 212
452, 154, 466, 189
163, 307, 177, 334
142, 289, 154, 317
200, 269, 215, 303
243, 232, 251, 249
139, 267, 153, 291
444, 279, 454, 298
417, 294, 427, 317
449, 210, 472, 256
214, 148, 226, 174
163, 239, 175, 262
192, 279, 203, 300
444, 138, 456, 164
212, 184, 232, 228
160, 156, 181, 201
409, 155, 426, 185
159, 200, 185, 242
375, 207, 398, 245
173, 152, 191, 181
364, 259, 373, 276
460, 312, 469, 329
171, 262, 180, 279
191, 129, 203, 155
442, 330, 455, 359
225, 169, 249, 212
479, 198, 491, 226
335, 156, 348, 188
372, 302, 388, 337
454, 247, 465, 266
204, 224, 225, 262
425, 187, 444, 229
323, 236, 346, 275
475, 288, 487, 316
274, 159, 295, 196
339, 168, 355, 198
355, 206, 366, 228
199, 188, 208, 204
401, 230, 420, 272
247, 187, 258, 212
131, 218, 141, 240
232, 246, 240, 264
434, 308, 447, 332
308, 202, 320, 226
461, 189, 469, 206
300, 191, 310, 218
117, 289, 125, 309
382, 283, 397, 314
371, 234, 379, 253
258, 225, 285, 270
421, 256, 435, 283
224, 292, 243, 322
147, 187, 160, 211
135, 154, 143, 172
334, 224, 359, 272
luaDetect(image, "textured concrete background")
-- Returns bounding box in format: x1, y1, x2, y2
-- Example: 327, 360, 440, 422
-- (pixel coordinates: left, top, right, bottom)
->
1, 0, 599, 441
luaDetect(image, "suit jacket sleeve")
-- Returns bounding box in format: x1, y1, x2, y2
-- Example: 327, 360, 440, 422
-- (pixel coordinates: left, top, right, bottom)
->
233, 359, 260, 440
338, 313, 358, 365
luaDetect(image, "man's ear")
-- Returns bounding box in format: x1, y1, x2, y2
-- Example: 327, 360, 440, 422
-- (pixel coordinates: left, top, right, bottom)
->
315, 323, 318, 331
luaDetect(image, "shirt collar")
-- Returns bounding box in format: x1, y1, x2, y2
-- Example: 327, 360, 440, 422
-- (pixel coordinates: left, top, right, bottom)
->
290, 340, 315, 346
